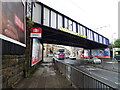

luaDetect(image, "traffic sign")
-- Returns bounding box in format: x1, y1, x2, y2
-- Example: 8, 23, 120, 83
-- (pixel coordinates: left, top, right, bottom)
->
30, 28, 42, 38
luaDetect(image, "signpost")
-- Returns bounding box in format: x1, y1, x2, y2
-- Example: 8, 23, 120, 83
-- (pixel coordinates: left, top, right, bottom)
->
30, 28, 43, 66
30, 28, 42, 38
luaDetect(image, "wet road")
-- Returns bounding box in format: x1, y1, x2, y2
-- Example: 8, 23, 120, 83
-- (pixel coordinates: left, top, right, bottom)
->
61, 59, 120, 88
77, 65, 119, 87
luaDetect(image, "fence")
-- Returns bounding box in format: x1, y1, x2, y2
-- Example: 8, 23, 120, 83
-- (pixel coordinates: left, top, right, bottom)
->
55, 60, 118, 89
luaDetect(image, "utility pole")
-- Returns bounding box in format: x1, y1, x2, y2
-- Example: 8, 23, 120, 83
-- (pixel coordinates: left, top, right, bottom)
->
111, 33, 116, 69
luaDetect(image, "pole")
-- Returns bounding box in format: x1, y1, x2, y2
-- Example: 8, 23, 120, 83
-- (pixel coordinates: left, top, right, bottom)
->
112, 33, 116, 69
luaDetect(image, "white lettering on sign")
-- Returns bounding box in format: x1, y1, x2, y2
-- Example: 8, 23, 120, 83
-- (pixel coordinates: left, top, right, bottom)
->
31, 33, 41, 37
30, 28, 42, 38
34, 29, 39, 32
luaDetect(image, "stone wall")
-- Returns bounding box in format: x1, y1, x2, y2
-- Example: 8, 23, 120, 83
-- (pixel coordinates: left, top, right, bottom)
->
2, 55, 25, 88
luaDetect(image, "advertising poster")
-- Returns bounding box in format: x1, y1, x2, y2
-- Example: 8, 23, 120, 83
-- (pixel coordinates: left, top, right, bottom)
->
31, 39, 42, 66
84, 48, 110, 58
84, 50, 90, 57
113, 48, 120, 58
92, 48, 110, 58
79, 49, 84, 57
0, 1, 25, 46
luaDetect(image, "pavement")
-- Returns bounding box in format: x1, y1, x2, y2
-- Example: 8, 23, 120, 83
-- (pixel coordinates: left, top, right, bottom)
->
14, 57, 74, 89
14, 57, 119, 89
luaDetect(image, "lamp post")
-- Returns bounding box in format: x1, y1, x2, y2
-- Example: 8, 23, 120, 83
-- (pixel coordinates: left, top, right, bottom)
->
112, 32, 116, 58
111, 32, 116, 69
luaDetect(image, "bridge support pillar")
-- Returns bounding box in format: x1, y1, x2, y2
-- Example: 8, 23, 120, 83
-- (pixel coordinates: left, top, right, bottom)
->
90, 49, 92, 58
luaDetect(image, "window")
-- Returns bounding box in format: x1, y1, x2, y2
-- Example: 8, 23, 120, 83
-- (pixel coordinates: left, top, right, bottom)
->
32, 3, 41, 24
51, 11, 56, 28
58, 14, 62, 28
43, 7, 49, 26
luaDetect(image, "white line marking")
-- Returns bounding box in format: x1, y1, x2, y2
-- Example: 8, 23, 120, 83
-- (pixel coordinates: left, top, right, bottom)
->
100, 77, 109, 80
106, 62, 118, 64
115, 82, 120, 85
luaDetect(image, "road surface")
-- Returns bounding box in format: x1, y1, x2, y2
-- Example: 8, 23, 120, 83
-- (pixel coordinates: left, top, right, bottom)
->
61, 59, 119, 88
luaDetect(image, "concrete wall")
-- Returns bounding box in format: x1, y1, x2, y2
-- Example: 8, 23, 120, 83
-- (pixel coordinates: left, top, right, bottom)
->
2, 55, 25, 88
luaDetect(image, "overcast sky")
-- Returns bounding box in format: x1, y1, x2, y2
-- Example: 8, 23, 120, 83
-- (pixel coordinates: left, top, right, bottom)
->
39, 0, 119, 42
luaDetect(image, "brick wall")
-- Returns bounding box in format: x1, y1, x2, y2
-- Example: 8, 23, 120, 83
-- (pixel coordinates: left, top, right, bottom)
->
2, 55, 25, 88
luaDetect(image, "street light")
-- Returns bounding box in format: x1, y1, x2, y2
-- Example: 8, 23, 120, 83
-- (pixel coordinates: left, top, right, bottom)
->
112, 32, 116, 58
111, 32, 116, 69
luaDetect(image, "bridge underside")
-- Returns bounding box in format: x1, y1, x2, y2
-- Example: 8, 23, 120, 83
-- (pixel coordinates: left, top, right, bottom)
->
34, 23, 108, 49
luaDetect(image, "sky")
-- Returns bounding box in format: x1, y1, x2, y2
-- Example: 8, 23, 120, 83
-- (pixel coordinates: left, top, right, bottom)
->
38, 0, 119, 42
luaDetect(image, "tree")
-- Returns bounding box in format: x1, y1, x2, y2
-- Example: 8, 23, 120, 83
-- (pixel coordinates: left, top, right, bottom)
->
114, 39, 120, 48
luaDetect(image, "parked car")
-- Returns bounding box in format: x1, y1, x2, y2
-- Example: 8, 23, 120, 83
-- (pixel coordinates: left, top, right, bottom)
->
87, 57, 101, 64
69, 55, 76, 60
65, 54, 69, 59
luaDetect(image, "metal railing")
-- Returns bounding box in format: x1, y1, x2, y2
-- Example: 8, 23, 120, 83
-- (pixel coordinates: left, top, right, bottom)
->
54, 60, 118, 89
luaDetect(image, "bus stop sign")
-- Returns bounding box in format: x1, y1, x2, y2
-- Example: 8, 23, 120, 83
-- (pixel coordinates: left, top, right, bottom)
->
30, 28, 42, 38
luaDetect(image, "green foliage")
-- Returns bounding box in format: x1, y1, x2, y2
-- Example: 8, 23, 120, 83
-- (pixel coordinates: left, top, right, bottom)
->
27, 20, 34, 29
114, 39, 120, 48
25, 61, 42, 77
108, 43, 113, 48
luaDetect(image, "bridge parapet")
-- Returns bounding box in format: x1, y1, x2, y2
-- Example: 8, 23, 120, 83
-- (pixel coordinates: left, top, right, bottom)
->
26, 0, 109, 47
